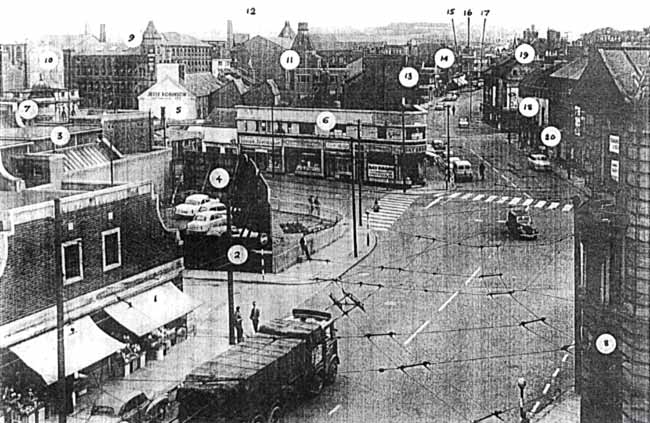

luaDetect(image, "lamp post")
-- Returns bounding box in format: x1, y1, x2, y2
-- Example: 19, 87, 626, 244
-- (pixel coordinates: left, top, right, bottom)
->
517, 377, 530, 423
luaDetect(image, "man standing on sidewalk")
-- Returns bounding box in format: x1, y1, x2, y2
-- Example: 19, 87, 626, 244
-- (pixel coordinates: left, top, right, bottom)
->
314, 197, 321, 216
479, 162, 485, 181
234, 306, 244, 343
250, 301, 260, 332
308, 195, 314, 214
300, 235, 311, 260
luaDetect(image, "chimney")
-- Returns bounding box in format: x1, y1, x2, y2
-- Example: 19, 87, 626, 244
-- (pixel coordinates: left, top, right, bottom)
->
227, 20, 233, 49
99, 24, 106, 43
298, 22, 309, 34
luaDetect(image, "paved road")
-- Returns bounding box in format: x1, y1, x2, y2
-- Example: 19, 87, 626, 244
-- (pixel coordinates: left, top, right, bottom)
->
280, 91, 576, 422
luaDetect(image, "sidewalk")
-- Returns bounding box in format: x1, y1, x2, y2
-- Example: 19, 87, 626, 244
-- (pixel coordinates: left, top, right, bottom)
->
531, 388, 580, 423
61, 219, 377, 423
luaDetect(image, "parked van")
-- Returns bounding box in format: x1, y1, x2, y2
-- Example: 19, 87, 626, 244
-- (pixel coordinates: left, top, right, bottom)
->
452, 160, 474, 182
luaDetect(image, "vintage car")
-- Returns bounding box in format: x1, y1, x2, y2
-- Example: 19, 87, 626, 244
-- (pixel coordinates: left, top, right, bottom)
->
527, 153, 551, 171
452, 159, 474, 182
506, 207, 539, 240
88, 391, 151, 423
174, 194, 212, 219
186, 211, 227, 234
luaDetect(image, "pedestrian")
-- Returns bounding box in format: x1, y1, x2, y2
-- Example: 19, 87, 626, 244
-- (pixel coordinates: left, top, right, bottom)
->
308, 195, 314, 215
314, 196, 321, 216
373, 199, 380, 212
250, 301, 260, 332
452, 104, 456, 116
234, 306, 244, 343
299, 234, 311, 260
479, 162, 486, 181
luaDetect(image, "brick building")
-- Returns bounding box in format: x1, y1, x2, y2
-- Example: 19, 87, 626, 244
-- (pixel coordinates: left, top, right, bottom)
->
0, 44, 28, 94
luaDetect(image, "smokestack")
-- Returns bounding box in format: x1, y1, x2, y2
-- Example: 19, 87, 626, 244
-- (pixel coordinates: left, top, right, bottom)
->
99, 24, 106, 43
298, 22, 309, 34
227, 20, 233, 49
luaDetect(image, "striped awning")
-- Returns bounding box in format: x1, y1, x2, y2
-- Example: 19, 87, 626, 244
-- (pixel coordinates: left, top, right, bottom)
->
62, 144, 113, 173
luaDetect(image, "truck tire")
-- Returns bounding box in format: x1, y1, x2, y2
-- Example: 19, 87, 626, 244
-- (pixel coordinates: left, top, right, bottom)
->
308, 374, 324, 396
325, 360, 338, 385
267, 405, 283, 423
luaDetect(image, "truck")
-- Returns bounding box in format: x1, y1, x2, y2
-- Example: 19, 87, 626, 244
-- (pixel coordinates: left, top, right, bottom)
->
175, 309, 339, 423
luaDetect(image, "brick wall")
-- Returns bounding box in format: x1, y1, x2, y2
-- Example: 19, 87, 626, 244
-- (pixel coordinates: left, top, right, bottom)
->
0, 193, 180, 325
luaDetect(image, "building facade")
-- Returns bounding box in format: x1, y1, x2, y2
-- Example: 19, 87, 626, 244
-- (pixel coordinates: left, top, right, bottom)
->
235, 105, 427, 185
0, 44, 28, 94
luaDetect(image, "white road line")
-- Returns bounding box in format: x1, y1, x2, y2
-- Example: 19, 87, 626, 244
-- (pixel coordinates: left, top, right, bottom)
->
508, 197, 521, 206
562, 353, 570, 363
328, 405, 342, 416
522, 198, 534, 207
374, 227, 388, 232
465, 267, 482, 285
523, 192, 533, 199
496, 196, 509, 204
404, 320, 431, 346
562, 204, 573, 212
438, 291, 459, 312
548, 202, 560, 210
425, 198, 443, 209
472, 194, 485, 201
485, 195, 497, 202
543, 383, 551, 395
461, 193, 473, 200
449, 192, 462, 199
552, 368, 561, 378
534, 200, 547, 208
433, 192, 446, 197
532, 402, 541, 414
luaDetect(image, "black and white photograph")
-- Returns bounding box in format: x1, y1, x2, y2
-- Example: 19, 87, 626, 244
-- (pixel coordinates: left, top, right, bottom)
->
1, 1, 649, 422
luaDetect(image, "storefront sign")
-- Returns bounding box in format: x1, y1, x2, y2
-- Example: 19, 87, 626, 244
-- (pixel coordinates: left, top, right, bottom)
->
611, 160, 619, 182
609, 135, 620, 154
284, 139, 321, 149
240, 135, 272, 147
368, 163, 395, 180
325, 141, 349, 150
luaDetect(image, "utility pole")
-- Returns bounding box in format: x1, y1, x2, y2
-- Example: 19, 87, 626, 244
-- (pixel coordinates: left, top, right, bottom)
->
401, 98, 406, 193
357, 120, 363, 226
225, 194, 235, 345
270, 102, 275, 178
350, 139, 358, 258
54, 198, 67, 423
446, 104, 451, 190
518, 378, 530, 423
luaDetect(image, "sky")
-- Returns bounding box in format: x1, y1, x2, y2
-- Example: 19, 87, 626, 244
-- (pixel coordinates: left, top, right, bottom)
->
2, 0, 649, 43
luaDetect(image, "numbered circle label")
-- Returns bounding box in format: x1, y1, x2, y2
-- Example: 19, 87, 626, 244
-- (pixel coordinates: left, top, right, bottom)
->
50, 126, 71, 146
18, 100, 39, 120
125, 31, 143, 48
316, 111, 336, 132
595, 333, 617, 355
38, 50, 59, 70
434, 48, 456, 69
399, 67, 419, 88
518, 97, 540, 118
280, 50, 300, 70
209, 168, 230, 189
173, 104, 183, 115
540, 126, 561, 148
515, 43, 535, 65
227, 244, 249, 265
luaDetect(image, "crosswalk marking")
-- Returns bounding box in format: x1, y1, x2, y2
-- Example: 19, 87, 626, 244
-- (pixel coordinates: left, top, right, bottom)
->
461, 193, 473, 200
449, 192, 462, 199
423, 192, 575, 213
548, 202, 560, 210
485, 195, 498, 202
535, 200, 546, 208
522, 198, 534, 207
496, 196, 509, 204
562, 204, 573, 212
368, 193, 417, 232
508, 197, 521, 206
425, 197, 444, 209
472, 194, 485, 201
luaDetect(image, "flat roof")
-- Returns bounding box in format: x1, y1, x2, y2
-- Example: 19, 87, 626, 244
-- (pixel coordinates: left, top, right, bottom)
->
0, 125, 101, 141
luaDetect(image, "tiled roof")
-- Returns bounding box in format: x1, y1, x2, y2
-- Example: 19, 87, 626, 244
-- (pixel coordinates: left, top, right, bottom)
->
161, 32, 211, 47
264, 36, 294, 50
225, 75, 249, 95
598, 48, 650, 99
182, 72, 224, 97
550, 57, 588, 80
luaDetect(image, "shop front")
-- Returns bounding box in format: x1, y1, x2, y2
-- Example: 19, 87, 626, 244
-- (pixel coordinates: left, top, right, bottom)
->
284, 139, 324, 178
239, 135, 284, 175
324, 141, 352, 180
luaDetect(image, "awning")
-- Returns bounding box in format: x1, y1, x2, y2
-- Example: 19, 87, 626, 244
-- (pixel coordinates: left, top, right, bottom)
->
9, 316, 125, 385
104, 282, 201, 337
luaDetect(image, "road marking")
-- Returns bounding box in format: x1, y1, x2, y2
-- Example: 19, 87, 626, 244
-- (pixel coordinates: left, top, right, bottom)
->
548, 202, 560, 210
534, 200, 547, 208
552, 368, 561, 378
474, 219, 483, 222
508, 197, 521, 205
438, 291, 459, 312
328, 405, 341, 416
532, 401, 541, 413
433, 192, 447, 197
522, 198, 534, 207
562, 353, 570, 363
461, 193, 473, 200
523, 192, 533, 199
485, 195, 497, 202
449, 192, 462, 199
425, 197, 443, 209
562, 204, 573, 212
472, 194, 485, 201
465, 267, 481, 285
543, 383, 551, 395
404, 320, 431, 346
497, 196, 509, 204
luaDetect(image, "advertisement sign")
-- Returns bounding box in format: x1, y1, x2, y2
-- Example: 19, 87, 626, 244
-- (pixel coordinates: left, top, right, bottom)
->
368, 163, 395, 180
611, 160, 619, 182
609, 135, 620, 154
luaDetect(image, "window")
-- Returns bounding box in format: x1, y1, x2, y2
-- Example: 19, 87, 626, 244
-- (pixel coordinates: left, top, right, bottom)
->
574, 106, 584, 136
601, 255, 610, 304
102, 228, 122, 271
299, 122, 315, 135
62, 239, 83, 284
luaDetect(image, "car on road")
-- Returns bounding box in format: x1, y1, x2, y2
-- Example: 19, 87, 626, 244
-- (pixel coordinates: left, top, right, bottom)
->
175, 194, 212, 219
506, 207, 539, 240
186, 211, 227, 234
88, 391, 151, 423
434, 102, 445, 111
197, 199, 227, 215
527, 153, 551, 171
452, 159, 474, 182
443, 92, 458, 101
425, 145, 439, 162
458, 117, 470, 129
431, 139, 445, 153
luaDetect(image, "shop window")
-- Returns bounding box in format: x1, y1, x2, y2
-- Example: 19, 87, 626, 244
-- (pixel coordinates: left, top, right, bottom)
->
62, 239, 84, 284
377, 126, 387, 139
102, 228, 122, 272
574, 105, 584, 136
299, 122, 315, 135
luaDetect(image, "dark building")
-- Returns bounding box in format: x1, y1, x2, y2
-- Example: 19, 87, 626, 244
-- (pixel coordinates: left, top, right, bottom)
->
0, 44, 28, 94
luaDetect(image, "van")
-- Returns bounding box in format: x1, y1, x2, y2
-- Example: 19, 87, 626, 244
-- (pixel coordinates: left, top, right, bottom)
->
452, 160, 474, 182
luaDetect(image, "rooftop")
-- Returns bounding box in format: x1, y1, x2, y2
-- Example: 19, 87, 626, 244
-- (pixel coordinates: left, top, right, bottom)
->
550, 57, 588, 80
0, 125, 101, 141
182, 72, 224, 97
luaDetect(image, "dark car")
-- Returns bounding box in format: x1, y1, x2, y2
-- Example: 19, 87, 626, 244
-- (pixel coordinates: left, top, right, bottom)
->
506, 208, 538, 240
88, 391, 151, 423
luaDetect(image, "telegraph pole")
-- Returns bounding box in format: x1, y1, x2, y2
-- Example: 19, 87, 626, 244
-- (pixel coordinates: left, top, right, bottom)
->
350, 139, 358, 258
226, 195, 235, 345
446, 104, 451, 190
270, 103, 275, 178
54, 198, 67, 423
357, 120, 363, 226
401, 98, 406, 193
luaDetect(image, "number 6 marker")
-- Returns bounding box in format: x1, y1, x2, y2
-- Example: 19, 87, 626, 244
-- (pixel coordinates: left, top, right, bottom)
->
316, 111, 336, 132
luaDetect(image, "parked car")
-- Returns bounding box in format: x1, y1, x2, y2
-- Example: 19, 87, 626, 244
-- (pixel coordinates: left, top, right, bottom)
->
187, 211, 227, 233
197, 199, 227, 215
88, 391, 151, 423
425, 145, 439, 162
527, 153, 551, 171
452, 159, 474, 182
443, 93, 458, 101
175, 194, 212, 219
434, 102, 445, 111
506, 208, 539, 240
431, 139, 445, 154
458, 117, 470, 128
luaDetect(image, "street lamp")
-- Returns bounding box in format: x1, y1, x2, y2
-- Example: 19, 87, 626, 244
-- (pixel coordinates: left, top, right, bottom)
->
517, 377, 530, 423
